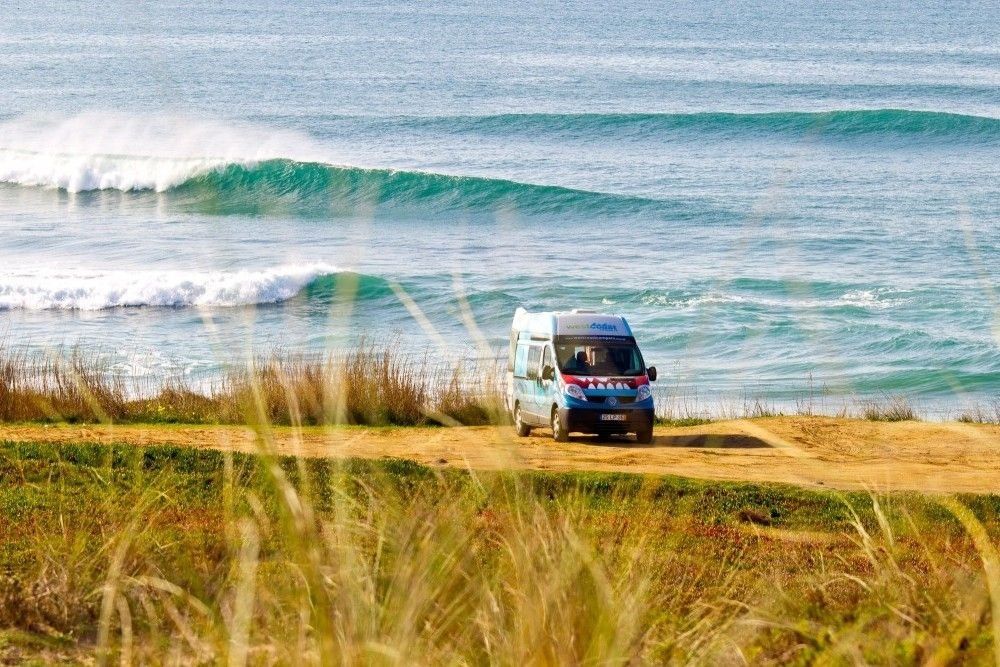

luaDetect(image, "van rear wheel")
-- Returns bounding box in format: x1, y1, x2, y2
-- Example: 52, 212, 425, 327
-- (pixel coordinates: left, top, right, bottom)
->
514, 403, 531, 437
551, 407, 569, 442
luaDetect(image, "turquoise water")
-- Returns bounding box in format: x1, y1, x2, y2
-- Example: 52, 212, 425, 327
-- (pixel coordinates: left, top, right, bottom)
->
0, 0, 998, 412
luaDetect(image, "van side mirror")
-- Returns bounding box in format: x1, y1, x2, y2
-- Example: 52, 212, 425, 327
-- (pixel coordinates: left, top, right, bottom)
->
647, 366, 657, 382
541, 365, 555, 381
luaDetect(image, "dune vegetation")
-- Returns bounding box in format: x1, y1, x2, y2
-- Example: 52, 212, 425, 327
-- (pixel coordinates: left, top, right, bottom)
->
0, 343, 506, 427
3, 344, 997, 429
1, 437, 998, 664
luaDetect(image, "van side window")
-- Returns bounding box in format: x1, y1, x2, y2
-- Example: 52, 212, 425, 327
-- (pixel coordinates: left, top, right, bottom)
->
508, 329, 518, 372
513, 344, 529, 378
526, 346, 541, 380
541, 346, 553, 373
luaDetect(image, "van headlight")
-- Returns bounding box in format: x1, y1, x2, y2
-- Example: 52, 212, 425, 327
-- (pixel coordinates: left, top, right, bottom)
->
565, 384, 586, 400
636, 385, 652, 402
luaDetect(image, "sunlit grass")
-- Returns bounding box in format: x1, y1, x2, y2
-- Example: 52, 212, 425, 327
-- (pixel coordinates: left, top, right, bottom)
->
859, 394, 919, 422
0, 343, 505, 427
4, 344, 985, 428
959, 399, 1000, 425
0, 441, 997, 663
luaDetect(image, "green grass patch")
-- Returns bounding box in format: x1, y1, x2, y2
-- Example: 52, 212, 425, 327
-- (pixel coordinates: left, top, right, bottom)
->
655, 416, 714, 427
0, 439, 996, 663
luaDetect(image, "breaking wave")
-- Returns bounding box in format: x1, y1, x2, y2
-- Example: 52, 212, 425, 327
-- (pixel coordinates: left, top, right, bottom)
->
0, 154, 699, 219
0, 111, 714, 218
0, 264, 341, 310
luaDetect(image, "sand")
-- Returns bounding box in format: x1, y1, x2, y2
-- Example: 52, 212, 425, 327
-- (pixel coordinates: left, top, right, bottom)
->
3, 416, 999, 493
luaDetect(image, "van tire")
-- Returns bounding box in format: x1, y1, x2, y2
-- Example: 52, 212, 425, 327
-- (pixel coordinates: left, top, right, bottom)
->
551, 407, 569, 442
635, 423, 654, 445
514, 403, 531, 437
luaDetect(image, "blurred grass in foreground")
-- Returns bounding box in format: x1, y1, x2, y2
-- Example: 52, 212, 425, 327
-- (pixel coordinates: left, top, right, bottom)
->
0, 440, 998, 664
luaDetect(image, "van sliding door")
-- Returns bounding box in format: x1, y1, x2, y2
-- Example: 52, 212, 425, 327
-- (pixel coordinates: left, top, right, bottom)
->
525, 346, 542, 419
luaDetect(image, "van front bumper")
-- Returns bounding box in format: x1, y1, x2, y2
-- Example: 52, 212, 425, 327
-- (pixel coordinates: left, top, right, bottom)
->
560, 407, 654, 435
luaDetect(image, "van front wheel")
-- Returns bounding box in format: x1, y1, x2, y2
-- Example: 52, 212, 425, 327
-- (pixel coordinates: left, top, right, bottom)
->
551, 407, 569, 442
514, 403, 531, 437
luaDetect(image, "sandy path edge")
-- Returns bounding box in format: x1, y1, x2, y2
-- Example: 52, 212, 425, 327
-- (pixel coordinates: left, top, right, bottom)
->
2, 417, 999, 493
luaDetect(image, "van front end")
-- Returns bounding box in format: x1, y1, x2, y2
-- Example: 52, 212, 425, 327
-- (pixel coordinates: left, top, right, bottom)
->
508, 309, 658, 445
555, 374, 655, 443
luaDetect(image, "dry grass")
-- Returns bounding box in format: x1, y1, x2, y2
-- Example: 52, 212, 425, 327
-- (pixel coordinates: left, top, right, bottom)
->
959, 399, 1000, 425
0, 440, 998, 664
859, 394, 918, 422
0, 343, 504, 427
3, 345, 974, 429
0, 346, 128, 423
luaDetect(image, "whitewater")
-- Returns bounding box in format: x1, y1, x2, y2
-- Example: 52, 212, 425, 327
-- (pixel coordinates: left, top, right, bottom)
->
1, 0, 997, 413
0, 265, 339, 310
0, 112, 327, 192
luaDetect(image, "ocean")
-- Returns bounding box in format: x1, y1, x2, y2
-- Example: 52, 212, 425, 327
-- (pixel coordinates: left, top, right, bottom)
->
1, 0, 997, 414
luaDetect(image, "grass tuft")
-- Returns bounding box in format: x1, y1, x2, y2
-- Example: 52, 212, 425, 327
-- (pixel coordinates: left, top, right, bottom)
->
860, 394, 918, 422
958, 399, 1000, 425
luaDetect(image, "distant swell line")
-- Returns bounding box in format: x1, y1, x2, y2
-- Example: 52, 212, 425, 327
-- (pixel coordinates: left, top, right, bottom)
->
403, 108, 1000, 142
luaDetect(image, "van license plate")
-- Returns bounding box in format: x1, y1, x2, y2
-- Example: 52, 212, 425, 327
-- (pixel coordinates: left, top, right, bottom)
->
600, 414, 626, 422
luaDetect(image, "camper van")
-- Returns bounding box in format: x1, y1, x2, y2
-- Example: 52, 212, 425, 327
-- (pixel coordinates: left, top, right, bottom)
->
507, 308, 657, 443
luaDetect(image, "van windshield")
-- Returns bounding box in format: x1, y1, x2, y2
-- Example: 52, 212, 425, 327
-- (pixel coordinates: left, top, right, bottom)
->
555, 338, 645, 377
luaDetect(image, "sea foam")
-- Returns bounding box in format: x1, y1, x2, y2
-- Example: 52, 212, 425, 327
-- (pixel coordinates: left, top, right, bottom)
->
0, 112, 325, 192
0, 264, 338, 310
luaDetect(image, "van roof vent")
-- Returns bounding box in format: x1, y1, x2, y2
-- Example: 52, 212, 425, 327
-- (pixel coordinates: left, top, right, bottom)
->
571, 309, 597, 314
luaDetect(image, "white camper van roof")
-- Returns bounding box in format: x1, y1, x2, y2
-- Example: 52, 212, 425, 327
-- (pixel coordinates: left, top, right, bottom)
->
512, 307, 633, 339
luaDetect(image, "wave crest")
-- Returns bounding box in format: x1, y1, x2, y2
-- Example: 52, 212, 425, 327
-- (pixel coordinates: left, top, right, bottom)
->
0, 264, 339, 310
0, 154, 702, 218
175, 160, 686, 217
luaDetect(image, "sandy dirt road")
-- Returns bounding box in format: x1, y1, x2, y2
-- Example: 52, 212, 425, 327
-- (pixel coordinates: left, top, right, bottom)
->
3, 417, 1000, 493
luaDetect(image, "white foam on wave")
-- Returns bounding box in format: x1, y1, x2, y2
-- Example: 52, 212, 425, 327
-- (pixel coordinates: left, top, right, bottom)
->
0, 112, 327, 192
837, 288, 907, 310
640, 293, 747, 308
0, 263, 338, 310
641, 287, 907, 310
